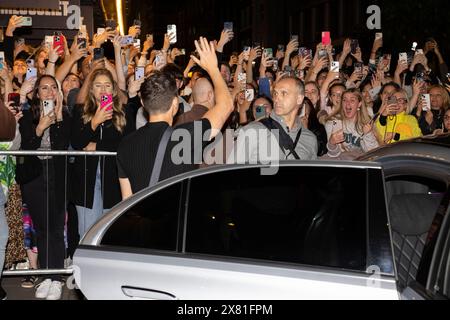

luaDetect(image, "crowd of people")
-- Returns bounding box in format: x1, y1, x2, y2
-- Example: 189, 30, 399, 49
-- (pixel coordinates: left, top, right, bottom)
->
1, 14, 450, 300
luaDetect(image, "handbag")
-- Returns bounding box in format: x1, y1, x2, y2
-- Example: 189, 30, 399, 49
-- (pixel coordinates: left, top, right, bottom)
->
0, 99, 16, 142
15, 155, 42, 185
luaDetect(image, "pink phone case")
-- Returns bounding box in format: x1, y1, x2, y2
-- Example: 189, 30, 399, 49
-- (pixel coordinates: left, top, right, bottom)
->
322, 32, 331, 46
100, 95, 113, 111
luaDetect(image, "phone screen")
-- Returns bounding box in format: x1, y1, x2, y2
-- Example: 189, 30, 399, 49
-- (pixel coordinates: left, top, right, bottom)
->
8, 93, 21, 111
93, 48, 104, 61
224, 22, 233, 31
255, 105, 267, 120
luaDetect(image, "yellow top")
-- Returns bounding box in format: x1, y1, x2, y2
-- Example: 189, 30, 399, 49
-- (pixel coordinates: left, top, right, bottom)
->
375, 112, 422, 143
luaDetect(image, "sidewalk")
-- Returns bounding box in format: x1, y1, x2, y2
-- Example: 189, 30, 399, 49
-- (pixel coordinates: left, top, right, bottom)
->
3, 276, 82, 300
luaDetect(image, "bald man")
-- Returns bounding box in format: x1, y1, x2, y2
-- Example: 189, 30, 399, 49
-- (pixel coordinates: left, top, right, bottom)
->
175, 77, 215, 125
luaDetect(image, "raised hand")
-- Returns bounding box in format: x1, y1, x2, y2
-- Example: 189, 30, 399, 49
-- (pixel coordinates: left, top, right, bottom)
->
190, 37, 218, 74
217, 30, 234, 52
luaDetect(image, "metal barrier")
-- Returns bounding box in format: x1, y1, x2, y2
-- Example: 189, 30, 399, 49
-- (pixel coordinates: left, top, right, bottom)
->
0, 150, 117, 278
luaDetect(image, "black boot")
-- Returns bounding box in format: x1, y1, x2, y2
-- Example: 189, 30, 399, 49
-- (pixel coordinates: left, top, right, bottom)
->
0, 284, 7, 300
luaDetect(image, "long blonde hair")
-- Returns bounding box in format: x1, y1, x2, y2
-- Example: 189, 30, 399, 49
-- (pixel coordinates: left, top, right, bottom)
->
333, 89, 371, 135
83, 69, 126, 133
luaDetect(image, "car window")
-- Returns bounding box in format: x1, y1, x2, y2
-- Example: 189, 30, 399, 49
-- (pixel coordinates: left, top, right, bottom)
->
101, 182, 183, 251
185, 166, 387, 273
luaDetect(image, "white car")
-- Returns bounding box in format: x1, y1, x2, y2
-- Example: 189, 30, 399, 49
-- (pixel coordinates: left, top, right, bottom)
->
73, 134, 450, 300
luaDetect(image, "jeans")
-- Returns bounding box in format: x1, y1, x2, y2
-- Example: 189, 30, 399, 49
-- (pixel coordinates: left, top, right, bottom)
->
0, 191, 9, 280
76, 162, 109, 240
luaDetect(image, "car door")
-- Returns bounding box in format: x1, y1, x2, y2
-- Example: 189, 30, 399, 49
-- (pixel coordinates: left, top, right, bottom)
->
74, 162, 398, 300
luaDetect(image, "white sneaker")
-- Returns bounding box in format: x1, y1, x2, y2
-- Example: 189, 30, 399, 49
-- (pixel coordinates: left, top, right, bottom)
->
46, 281, 63, 300
35, 279, 52, 299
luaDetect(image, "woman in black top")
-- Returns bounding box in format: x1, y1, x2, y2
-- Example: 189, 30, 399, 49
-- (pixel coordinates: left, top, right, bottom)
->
70, 68, 140, 238
17, 75, 70, 298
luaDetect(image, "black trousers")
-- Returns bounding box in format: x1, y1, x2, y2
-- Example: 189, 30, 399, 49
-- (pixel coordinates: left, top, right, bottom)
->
21, 160, 65, 281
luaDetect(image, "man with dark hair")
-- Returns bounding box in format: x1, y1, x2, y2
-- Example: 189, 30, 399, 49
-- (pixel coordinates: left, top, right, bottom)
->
117, 37, 233, 199
230, 76, 318, 163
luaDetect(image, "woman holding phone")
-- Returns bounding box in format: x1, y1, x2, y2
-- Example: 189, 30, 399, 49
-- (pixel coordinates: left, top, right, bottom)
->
324, 89, 379, 159
17, 75, 70, 300
70, 68, 142, 239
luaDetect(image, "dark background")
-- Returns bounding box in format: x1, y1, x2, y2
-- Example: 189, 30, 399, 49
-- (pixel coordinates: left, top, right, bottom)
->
122, 0, 449, 64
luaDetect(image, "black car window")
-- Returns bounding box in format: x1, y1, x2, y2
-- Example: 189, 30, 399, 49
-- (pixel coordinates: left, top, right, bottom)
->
101, 182, 183, 251
185, 166, 381, 273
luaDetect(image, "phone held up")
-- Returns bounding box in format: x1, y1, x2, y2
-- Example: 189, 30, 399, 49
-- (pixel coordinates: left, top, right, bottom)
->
8, 93, 21, 112
167, 25, 177, 44
100, 94, 113, 111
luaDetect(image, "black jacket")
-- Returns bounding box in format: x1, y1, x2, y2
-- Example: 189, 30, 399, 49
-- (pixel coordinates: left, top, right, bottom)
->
17, 107, 71, 189
70, 96, 140, 209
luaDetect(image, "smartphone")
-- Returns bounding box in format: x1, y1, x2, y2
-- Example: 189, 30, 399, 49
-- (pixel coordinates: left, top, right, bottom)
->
387, 95, 397, 105
224, 22, 233, 31
277, 44, 285, 52
25, 67, 37, 80
253, 42, 261, 48
237, 73, 247, 83
416, 72, 425, 83
415, 49, 424, 55
120, 35, 134, 46
167, 25, 177, 44
8, 93, 21, 112
93, 48, 104, 61
21, 17, 32, 27
105, 20, 118, 30
255, 105, 267, 120
318, 49, 328, 59
322, 31, 331, 46
53, 35, 64, 54
354, 62, 363, 73
290, 35, 298, 42
42, 100, 55, 116
0, 51, 5, 70
15, 37, 25, 47
100, 94, 113, 111
350, 39, 359, 54
78, 37, 87, 49
180, 49, 186, 55
299, 47, 307, 57
272, 60, 279, 71
264, 48, 273, 59
399, 52, 408, 64
26, 59, 35, 68
135, 66, 144, 81
245, 89, 254, 102
421, 94, 431, 111
146, 34, 153, 42
299, 105, 306, 118
97, 28, 106, 35
243, 46, 251, 53
375, 32, 383, 40
133, 39, 141, 49
330, 61, 339, 72
44, 36, 53, 50
133, 19, 141, 27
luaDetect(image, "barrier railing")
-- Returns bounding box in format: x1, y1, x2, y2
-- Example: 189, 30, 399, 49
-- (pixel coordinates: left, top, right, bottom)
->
0, 150, 117, 278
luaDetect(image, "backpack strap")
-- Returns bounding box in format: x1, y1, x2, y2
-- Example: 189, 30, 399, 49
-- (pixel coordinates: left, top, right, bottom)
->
260, 118, 302, 160
149, 126, 173, 188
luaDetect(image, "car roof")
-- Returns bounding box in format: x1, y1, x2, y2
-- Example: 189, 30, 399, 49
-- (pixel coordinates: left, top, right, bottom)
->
358, 133, 450, 163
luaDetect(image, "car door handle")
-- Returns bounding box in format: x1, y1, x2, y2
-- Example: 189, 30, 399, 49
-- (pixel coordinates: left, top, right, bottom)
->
121, 286, 177, 300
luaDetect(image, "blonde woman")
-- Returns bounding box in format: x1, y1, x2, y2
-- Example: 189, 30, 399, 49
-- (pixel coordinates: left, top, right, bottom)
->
70, 68, 143, 238
324, 89, 379, 159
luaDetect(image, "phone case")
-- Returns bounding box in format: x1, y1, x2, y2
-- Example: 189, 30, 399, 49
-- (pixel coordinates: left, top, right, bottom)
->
135, 67, 144, 81
224, 22, 233, 31
245, 89, 254, 102
42, 100, 54, 116
26, 67, 37, 80
331, 62, 339, 72
422, 94, 431, 111
322, 32, 331, 45
100, 95, 113, 111
8, 93, 21, 109
167, 25, 177, 44
53, 35, 64, 55
237, 73, 247, 83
